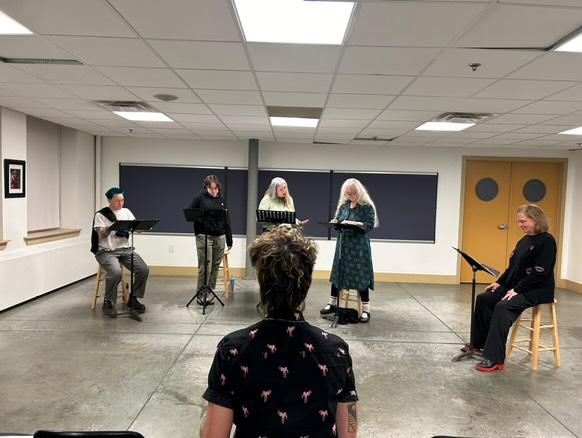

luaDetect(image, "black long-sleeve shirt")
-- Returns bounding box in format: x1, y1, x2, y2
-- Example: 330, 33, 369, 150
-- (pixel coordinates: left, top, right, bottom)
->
189, 190, 233, 247
497, 232, 556, 303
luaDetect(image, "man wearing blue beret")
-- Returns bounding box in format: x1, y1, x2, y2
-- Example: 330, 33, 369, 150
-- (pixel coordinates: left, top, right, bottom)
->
91, 187, 149, 318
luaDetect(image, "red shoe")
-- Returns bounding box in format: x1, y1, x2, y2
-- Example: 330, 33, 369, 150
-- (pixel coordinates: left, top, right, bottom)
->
475, 358, 504, 372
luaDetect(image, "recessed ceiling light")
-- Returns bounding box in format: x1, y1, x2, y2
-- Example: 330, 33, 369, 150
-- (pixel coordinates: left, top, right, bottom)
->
553, 27, 582, 53
114, 111, 173, 122
0, 10, 32, 35
233, 0, 355, 45
270, 116, 319, 127
415, 122, 475, 132
558, 126, 582, 135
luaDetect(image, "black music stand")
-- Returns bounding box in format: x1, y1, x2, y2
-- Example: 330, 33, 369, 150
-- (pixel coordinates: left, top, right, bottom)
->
451, 247, 499, 362
256, 209, 296, 229
108, 219, 159, 321
318, 221, 365, 328
184, 208, 226, 314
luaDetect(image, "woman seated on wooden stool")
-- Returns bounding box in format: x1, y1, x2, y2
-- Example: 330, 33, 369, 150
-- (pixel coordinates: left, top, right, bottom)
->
470, 204, 557, 372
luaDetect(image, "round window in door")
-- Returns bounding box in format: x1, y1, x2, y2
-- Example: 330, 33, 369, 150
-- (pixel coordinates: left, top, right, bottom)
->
523, 179, 546, 202
475, 177, 498, 201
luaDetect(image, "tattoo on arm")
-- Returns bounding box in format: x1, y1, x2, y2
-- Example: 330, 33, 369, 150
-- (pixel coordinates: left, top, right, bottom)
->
347, 402, 358, 433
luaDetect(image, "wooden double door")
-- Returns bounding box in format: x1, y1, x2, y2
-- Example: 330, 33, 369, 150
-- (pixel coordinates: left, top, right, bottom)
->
461, 160, 562, 283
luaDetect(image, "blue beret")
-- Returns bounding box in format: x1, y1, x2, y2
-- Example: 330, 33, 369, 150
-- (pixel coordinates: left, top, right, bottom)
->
105, 187, 124, 200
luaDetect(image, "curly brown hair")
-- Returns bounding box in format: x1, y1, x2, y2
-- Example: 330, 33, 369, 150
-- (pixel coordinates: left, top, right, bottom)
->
249, 227, 318, 319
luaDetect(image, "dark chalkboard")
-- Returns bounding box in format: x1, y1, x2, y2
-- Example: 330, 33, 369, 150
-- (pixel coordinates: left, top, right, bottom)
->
119, 164, 438, 242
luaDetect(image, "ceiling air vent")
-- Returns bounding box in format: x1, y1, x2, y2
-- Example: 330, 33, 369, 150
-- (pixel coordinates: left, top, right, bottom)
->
95, 101, 154, 112
433, 112, 496, 124
352, 136, 398, 142
0, 56, 82, 65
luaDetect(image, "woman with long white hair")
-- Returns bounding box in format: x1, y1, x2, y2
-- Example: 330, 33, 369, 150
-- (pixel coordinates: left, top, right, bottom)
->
320, 178, 378, 323
258, 177, 309, 231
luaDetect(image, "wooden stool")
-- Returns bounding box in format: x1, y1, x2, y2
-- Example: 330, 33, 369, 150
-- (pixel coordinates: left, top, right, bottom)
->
218, 252, 232, 299
91, 265, 130, 311
507, 299, 560, 369
339, 289, 362, 316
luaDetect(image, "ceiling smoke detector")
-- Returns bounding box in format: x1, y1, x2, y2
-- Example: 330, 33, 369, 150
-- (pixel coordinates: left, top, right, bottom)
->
153, 94, 178, 102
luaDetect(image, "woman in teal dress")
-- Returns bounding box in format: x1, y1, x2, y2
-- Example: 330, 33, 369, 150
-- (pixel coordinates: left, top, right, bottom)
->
320, 178, 378, 323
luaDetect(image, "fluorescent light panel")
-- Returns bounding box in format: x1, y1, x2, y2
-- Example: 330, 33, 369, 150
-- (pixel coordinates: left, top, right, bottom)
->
553, 28, 582, 53
0, 10, 33, 34
558, 126, 582, 135
114, 111, 173, 122
234, 0, 354, 45
415, 122, 474, 132
270, 116, 319, 127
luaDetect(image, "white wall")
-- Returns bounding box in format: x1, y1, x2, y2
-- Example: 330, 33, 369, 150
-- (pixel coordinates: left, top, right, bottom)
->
565, 152, 582, 283
0, 109, 96, 311
101, 137, 577, 280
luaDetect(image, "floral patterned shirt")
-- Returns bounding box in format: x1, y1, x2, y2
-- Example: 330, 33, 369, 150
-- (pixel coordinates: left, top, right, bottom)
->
203, 314, 358, 438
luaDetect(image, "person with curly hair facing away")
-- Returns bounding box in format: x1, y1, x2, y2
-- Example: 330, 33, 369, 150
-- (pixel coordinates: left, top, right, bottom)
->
200, 228, 359, 438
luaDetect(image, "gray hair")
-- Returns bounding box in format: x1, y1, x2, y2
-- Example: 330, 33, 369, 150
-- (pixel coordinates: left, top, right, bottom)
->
265, 177, 294, 209
335, 178, 379, 227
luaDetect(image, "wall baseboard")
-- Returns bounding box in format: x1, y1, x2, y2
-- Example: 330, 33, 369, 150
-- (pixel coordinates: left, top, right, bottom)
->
150, 266, 458, 284
562, 279, 582, 294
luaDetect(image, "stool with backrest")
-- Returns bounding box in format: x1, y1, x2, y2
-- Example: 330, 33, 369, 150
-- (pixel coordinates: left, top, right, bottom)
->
507, 299, 560, 369
339, 289, 362, 316
91, 264, 130, 311
218, 252, 232, 299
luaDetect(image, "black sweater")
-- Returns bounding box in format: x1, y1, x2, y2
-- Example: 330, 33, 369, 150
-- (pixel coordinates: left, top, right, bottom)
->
189, 191, 233, 247
497, 232, 556, 303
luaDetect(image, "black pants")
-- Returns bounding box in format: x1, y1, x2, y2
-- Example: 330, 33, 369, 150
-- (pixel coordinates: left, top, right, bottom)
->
331, 284, 370, 302
470, 286, 537, 364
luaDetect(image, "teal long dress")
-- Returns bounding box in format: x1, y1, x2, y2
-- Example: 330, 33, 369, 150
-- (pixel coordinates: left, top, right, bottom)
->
330, 202, 375, 291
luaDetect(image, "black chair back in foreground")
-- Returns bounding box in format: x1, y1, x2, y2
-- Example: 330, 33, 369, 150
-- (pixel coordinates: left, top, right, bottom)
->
34, 432, 143, 438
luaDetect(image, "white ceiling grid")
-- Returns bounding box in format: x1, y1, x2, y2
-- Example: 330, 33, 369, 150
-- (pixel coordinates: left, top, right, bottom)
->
0, 0, 580, 149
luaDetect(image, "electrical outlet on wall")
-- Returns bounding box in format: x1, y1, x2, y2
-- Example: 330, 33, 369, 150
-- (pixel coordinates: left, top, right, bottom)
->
168, 245, 174, 253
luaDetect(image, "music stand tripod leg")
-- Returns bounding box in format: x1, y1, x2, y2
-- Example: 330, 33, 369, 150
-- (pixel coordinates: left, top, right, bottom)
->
451, 266, 481, 362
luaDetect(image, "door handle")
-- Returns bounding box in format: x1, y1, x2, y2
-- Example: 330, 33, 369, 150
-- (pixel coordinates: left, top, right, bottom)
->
498, 224, 507, 230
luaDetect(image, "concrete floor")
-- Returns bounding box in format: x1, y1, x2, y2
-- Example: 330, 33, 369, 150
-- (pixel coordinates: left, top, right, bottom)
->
1, 276, 581, 438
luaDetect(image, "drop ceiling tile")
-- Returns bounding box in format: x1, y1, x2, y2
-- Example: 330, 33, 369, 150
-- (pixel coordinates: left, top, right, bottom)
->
540, 115, 582, 126
96, 67, 185, 87
404, 77, 495, 97
348, 1, 487, 47
197, 90, 262, 105
126, 87, 201, 103
339, 47, 439, 75
209, 105, 266, 116
326, 94, 393, 109
0, 64, 41, 84
318, 119, 369, 128
149, 40, 249, 70
332, 75, 413, 95
13, 107, 70, 118
376, 109, 440, 122
429, 137, 479, 146
0, 35, 74, 59
423, 49, 540, 78
15, 65, 114, 86
514, 125, 566, 134
509, 53, 582, 81
388, 96, 462, 111
248, 43, 341, 73
178, 70, 257, 90
0, 0, 134, 36
67, 109, 121, 120
256, 72, 333, 93
32, 98, 102, 110
454, 98, 530, 113
147, 102, 212, 114
512, 100, 582, 115
469, 123, 525, 133
474, 79, 575, 100
262, 92, 327, 107
169, 114, 222, 124
316, 127, 361, 135
367, 120, 420, 131
490, 132, 545, 141
59, 85, 138, 101
1, 83, 76, 99
455, 4, 582, 48
221, 115, 269, 126
48, 36, 164, 68
108, 0, 240, 41
322, 108, 381, 120
181, 122, 227, 129
488, 113, 556, 124
545, 84, 582, 101
0, 96, 48, 108
359, 127, 411, 137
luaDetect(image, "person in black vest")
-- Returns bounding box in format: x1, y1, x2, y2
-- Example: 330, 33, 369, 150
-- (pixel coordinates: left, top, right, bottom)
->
189, 175, 233, 298
470, 204, 557, 372
91, 187, 149, 318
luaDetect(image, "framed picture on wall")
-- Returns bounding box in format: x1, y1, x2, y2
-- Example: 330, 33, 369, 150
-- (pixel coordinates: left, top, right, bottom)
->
4, 159, 26, 198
